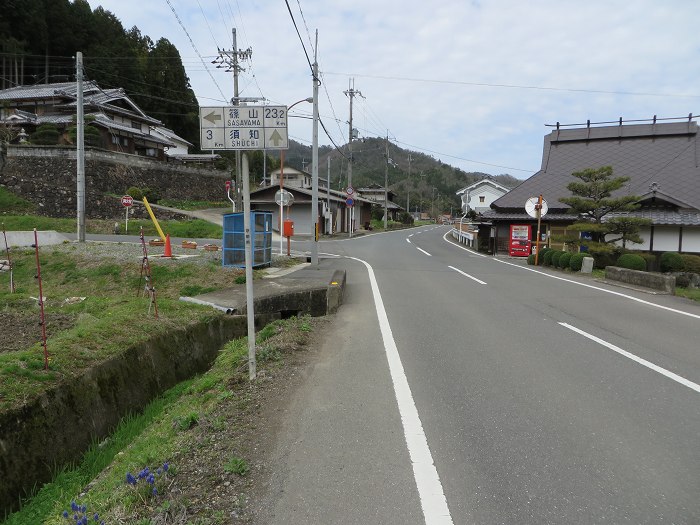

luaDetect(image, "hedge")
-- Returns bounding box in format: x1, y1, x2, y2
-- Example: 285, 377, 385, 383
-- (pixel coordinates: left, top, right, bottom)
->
527, 253, 536, 265
569, 253, 586, 271
538, 247, 551, 265
660, 252, 684, 272
680, 254, 700, 274
543, 249, 556, 266
559, 252, 572, 269
551, 250, 564, 268
616, 253, 647, 271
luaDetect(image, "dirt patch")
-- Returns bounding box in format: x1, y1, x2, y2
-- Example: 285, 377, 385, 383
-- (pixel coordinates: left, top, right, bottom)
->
0, 311, 76, 354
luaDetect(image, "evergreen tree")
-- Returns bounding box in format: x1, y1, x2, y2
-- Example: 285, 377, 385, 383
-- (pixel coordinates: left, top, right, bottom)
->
559, 166, 647, 252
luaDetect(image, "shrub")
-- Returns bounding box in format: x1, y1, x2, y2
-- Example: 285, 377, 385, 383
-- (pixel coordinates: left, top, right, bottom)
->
680, 254, 700, 274
543, 249, 555, 266
30, 124, 61, 145
559, 252, 572, 269
570, 253, 586, 271
616, 253, 647, 271
660, 252, 684, 272
537, 247, 551, 265
591, 251, 616, 269
551, 250, 564, 268
527, 253, 536, 265
127, 186, 144, 200
639, 253, 658, 272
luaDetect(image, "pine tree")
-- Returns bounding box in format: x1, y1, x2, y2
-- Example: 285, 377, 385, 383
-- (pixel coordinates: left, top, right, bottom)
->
559, 166, 648, 252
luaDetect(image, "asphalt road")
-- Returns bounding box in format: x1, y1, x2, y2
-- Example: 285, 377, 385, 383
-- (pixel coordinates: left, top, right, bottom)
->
260, 225, 700, 524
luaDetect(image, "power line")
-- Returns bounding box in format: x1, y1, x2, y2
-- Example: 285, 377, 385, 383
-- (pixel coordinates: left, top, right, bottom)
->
323, 71, 700, 99
163, 0, 227, 100
283, 0, 314, 77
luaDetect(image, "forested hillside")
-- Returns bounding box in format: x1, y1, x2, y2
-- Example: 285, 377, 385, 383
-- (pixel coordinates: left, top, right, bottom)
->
274, 137, 522, 215
0, 0, 199, 147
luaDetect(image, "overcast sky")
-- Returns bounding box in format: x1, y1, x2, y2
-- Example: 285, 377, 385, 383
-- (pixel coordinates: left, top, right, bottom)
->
87, 0, 700, 179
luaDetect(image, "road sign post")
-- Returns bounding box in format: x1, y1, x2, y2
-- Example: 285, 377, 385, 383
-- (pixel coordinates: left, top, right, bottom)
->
121, 195, 133, 233
199, 104, 289, 381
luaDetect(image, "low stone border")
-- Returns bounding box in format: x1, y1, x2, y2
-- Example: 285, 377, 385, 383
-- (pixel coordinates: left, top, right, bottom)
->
605, 266, 676, 294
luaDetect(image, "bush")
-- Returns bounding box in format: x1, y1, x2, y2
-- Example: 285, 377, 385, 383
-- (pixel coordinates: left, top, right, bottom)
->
527, 253, 536, 265
551, 250, 564, 268
543, 249, 556, 266
639, 253, 658, 272
616, 253, 647, 271
30, 124, 61, 145
537, 247, 551, 265
127, 186, 144, 200
559, 252, 572, 269
569, 253, 586, 271
591, 251, 616, 269
680, 254, 700, 274
660, 252, 684, 272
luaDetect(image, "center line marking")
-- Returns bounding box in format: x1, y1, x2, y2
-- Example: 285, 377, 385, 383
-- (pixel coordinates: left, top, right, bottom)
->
416, 247, 432, 256
449, 265, 487, 285
559, 322, 700, 393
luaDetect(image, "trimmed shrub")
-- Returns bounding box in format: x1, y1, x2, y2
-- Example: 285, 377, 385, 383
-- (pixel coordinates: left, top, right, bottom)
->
551, 250, 564, 268
537, 247, 551, 265
680, 254, 700, 274
127, 186, 144, 200
30, 124, 61, 145
591, 251, 616, 269
559, 252, 572, 269
616, 253, 647, 271
570, 253, 586, 271
660, 252, 684, 272
543, 249, 556, 266
639, 253, 658, 272
527, 253, 536, 265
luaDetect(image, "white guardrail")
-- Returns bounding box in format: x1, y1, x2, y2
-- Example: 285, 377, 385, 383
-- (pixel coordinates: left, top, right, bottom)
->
451, 225, 476, 248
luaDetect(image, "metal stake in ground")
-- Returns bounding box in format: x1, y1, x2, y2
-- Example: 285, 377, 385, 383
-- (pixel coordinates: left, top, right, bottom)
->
138, 227, 159, 319
2, 222, 15, 293
33, 229, 49, 369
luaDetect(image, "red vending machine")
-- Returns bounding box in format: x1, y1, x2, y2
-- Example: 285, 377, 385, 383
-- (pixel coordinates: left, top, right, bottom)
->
509, 224, 531, 257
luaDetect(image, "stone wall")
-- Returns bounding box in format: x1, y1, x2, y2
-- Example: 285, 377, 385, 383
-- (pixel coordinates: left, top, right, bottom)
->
0, 145, 229, 219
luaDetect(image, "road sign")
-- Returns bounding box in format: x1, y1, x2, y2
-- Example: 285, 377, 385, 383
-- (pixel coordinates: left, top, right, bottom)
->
346, 197, 355, 207
121, 195, 133, 207
200, 105, 289, 150
525, 196, 548, 218
346, 186, 354, 195
275, 189, 294, 206
225, 180, 231, 192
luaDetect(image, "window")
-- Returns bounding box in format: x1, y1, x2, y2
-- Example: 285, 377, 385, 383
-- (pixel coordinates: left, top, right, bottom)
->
479, 196, 486, 203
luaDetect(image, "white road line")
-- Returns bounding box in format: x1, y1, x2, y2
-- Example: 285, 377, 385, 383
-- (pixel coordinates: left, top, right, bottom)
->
347, 255, 454, 524
407, 238, 412, 244
448, 265, 487, 285
442, 232, 487, 257
492, 257, 700, 320
416, 247, 432, 256
559, 322, 700, 394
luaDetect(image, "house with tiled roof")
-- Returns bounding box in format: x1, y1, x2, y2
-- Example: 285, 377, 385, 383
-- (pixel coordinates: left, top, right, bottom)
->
356, 183, 404, 221
482, 117, 700, 255
0, 81, 188, 160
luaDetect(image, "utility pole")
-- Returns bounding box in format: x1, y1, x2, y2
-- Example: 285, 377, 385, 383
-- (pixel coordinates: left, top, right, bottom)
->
212, 29, 253, 211
384, 132, 389, 230
76, 52, 85, 242
344, 79, 362, 236
407, 153, 412, 214
310, 30, 320, 266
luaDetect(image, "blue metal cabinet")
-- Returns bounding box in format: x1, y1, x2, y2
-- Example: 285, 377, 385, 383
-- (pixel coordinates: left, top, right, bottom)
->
222, 212, 272, 267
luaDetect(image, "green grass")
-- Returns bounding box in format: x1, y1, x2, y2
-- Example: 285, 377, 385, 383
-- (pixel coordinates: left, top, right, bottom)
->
0, 187, 35, 215
223, 457, 249, 476
158, 199, 229, 211
675, 287, 700, 302
0, 248, 244, 411
0, 215, 222, 239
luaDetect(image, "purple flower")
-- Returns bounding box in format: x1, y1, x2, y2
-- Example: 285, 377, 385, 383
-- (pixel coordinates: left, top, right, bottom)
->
126, 472, 137, 485
62, 510, 69, 518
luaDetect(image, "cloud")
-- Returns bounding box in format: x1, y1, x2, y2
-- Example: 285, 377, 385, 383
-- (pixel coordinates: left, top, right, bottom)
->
87, 0, 700, 178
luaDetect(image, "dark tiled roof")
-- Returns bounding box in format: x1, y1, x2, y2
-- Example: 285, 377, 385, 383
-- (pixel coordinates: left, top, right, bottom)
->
493, 121, 700, 212
604, 208, 700, 226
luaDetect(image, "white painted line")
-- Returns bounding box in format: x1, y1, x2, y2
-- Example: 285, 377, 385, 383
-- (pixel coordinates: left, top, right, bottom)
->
559, 322, 700, 393
416, 247, 432, 257
448, 265, 487, 285
492, 258, 700, 320
407, 238, 412, 244
442, 232, 487, 257
347, 255, 454, 524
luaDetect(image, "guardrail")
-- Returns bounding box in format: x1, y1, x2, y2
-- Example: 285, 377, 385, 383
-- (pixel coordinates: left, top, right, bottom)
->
451, 226, 477, 248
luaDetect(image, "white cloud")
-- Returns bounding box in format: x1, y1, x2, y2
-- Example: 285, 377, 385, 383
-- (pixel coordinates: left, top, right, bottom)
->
87, 0, 700, 178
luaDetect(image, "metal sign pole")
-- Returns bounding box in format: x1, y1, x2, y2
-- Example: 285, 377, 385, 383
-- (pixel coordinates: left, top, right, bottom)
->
241, 153, 257, 380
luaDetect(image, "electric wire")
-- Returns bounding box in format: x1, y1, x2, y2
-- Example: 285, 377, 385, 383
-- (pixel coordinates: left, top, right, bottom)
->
163, 0, 227, 100
283, 0, 314, 77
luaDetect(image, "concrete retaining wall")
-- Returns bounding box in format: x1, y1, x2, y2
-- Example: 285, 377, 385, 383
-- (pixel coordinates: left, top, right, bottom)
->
605, 266, 676, 294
